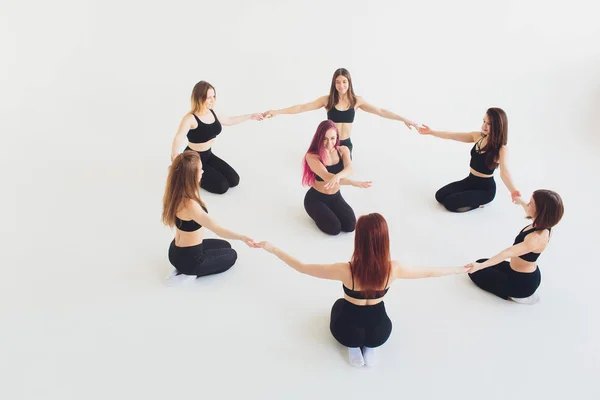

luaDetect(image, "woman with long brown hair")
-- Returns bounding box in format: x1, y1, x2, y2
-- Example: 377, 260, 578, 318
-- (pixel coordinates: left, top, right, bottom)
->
302, 120, 372, 235
467, 189, 564, 304
170, 80, 264, 194
162, 150, 258, 283
417, 107, 521, 212
262, 68, 419, 157
257, 213, 468, 367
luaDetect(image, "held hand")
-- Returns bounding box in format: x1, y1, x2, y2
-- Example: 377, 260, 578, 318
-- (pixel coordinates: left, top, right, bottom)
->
460, 264, 472, 274
467, 261, 485, 274
256, 241, 276, 253
324, 174, 341, 189
353, 180, 372, 188
511, 190, 522, 203
250, 113, 264, 121
241, 236, 259, 248
262, 110, 277, 119
417, 124, 432, 135
403, 119, 420, 131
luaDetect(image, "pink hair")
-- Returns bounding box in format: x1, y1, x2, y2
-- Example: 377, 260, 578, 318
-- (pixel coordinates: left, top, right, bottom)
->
302, 120, 340, 187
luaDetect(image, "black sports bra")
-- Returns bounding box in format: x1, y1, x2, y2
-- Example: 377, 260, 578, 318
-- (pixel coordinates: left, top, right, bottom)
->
469, 136, 496, 175
343, 263, 391, 300
175, 205, 208, 232
187, 110, 222, 144
315, 149, 344, 181
513, 225, 550, 262
327, 106, 355, 123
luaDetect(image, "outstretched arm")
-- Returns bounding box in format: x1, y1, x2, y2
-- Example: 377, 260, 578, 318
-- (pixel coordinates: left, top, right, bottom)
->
468, 234, 547, 273
213, 109, 263, 126
187, 201, 257, 247
357, 97, 419, 129
171, 114, 194, 161
263, 96, 327, 118
498, 146, 521, 202
257, 241, 347, 281
393, 261, 469, 279
417, 124, 478, 143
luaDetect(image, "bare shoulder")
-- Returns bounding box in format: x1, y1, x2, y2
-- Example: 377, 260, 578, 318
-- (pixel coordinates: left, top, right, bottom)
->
531, 228, 550, 244
181, 113, 196, 128
390, 260, 403, 277
471, 131, 484, 141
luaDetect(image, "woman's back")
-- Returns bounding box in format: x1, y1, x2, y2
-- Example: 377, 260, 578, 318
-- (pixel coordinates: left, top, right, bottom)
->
342, 261, 394, 306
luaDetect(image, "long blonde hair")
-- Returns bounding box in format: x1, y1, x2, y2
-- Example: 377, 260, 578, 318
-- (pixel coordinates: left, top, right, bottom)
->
162, 150, 206, 227
190, 81, 216, 114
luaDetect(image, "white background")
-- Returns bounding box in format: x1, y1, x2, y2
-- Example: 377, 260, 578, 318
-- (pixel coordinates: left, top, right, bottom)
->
2, 0, 599, 399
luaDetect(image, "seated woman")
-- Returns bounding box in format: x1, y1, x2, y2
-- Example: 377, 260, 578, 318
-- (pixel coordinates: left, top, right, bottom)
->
257, 213, 469, 367
302, 120, 372, 235
467, 189, 564, 304
162, 150, 258, 283
170, 80, 263, 194
417, 108, 521, 212
262, 67, 419, 158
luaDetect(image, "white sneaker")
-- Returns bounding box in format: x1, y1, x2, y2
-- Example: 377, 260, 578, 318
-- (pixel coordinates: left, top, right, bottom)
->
510, 293, 540, 305
165, 269, 196, 286
362, 347, 377, 366
348, 347, 365, 367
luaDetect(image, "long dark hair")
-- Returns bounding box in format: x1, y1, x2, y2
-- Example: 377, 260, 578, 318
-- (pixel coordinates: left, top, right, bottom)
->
349, 213, 391, 298
530, 189, 564, 230
481, 107, 508, 170
326, 68, 357, 111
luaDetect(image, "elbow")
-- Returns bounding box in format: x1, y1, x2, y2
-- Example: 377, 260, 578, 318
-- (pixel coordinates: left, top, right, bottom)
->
294, 263, 307, 274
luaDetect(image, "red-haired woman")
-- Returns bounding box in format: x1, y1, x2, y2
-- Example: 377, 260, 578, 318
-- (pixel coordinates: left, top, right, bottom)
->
467, 190, 564, 304
257, 213, 468, 367
417, 108, 521, 212
162, 151, 259, 284
170, 80, 264, 194
302, 120, 371, 235
263, 68, 418, 158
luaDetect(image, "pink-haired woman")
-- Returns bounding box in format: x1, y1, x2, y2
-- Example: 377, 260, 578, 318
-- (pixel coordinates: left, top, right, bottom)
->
302, 120, 372, 235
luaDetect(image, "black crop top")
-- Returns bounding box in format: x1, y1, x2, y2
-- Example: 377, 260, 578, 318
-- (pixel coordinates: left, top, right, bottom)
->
513, 225, 550, 262
327, 106, 355, 123
175, 205, 208, 232
343, 263, 391, 300
187, 110, 222, 144
469, 136, 496, 175
315, 149, 345, 181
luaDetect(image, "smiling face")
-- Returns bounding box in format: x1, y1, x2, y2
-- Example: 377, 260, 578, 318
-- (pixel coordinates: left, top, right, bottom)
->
523, 195, 537, 220
482, 113, 491, 135
335, 76, 349, 95
203, 88, 216, 109
323, 128, 338, 150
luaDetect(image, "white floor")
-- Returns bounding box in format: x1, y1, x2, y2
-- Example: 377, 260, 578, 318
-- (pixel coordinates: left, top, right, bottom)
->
3, 1, 600, 399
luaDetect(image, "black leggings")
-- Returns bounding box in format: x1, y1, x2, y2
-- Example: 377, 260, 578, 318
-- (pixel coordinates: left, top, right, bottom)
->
469, 259, 541, 299
186, 147, 239, 194
435, 173, 496, 212
339, 138, 353, 159
330, 299, 392, 348
304, 188, 356, 235
168, 239, 238, 277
